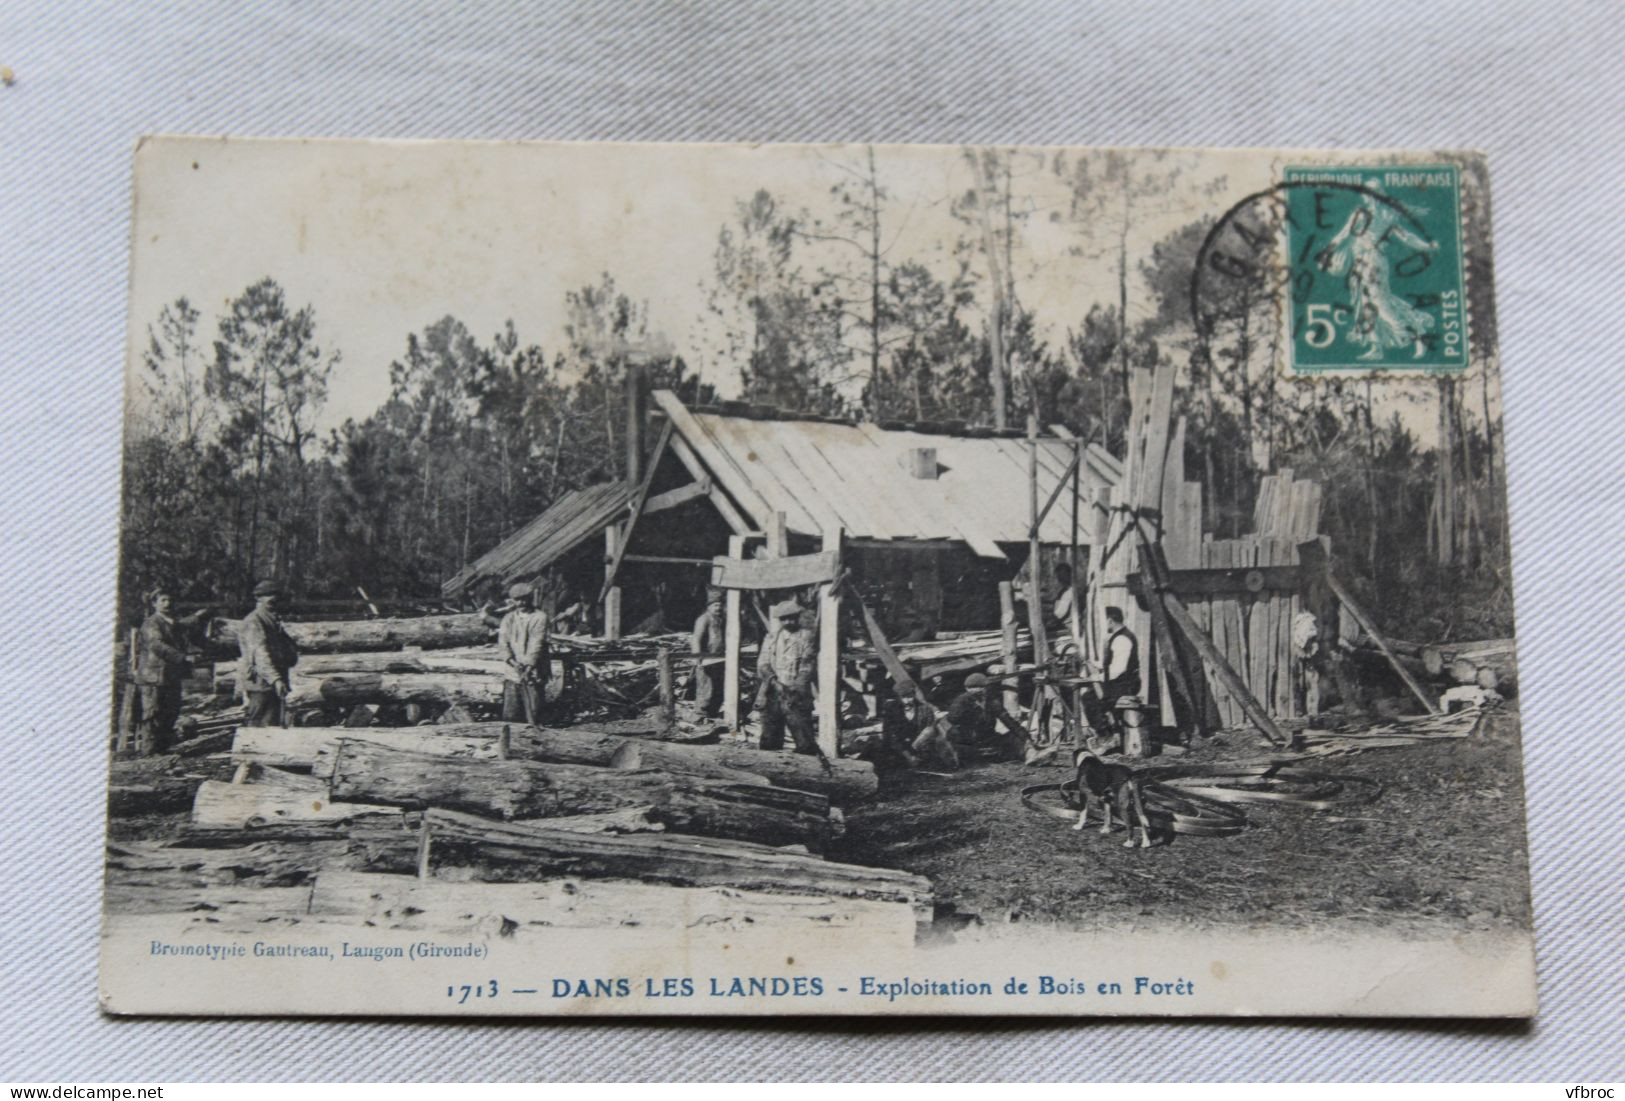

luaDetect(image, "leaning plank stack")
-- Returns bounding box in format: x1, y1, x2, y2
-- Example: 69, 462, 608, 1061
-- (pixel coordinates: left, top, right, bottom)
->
105, 718, 927, 937
1191, 471, 1324, 728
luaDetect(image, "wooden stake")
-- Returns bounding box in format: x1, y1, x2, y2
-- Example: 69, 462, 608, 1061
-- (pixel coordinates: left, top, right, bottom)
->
998, 581, 1021, 717
723, 534, 745, 733
816, 527, 843, 757
657, 645, 675, 724
416, 819, 433, 882
603, 525, 622, 641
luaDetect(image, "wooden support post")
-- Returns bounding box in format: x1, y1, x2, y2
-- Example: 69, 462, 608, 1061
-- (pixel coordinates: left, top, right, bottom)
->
817, 527, 843, 757
1068, 440, 1083, 649
625, 364, 646, 484
1158, 591, 1289, 746
723, 534, 745, 733
415, 820, 433, 882
603, 525, 622, 641
998, 581, 1020, 717
1025, 416, 1053, 743
768, 511, 788, 559
657, 645, 675, 725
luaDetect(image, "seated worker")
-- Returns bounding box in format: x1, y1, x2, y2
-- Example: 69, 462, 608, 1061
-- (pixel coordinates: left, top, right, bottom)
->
911, 672, 1027, 769
1081, 604, 1140, 743
847, 672, 933, 770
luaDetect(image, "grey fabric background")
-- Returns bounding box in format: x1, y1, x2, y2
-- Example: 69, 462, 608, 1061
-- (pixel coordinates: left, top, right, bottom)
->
2, 0, 1621, 1082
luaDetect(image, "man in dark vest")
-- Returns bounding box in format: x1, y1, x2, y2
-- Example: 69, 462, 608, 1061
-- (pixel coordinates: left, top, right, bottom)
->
1082, 605, 1140, 743
134, 588, 210, 752
237, 579, 299, 727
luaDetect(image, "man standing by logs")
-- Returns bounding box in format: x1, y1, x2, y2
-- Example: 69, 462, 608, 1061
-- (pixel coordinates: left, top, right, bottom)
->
691, 587, 726, 717
497, 581, 550, 724
134, 588, 210, 753
754, 599, 823, 761
238, 579, 299, 727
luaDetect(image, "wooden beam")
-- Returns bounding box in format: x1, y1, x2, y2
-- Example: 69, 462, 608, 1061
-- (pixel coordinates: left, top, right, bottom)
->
599, 419, 674, 602
620, 554, 713, 566
1158, 591, 1289, 746
642, 477, 711, 515
723, 534, 745, 733
1128, 565, 1303, 598
1325, 570, 1439, 715
853, 589, 926, 706
817, 527, 843, 756
651, 390, 777, 525
710, 550, 841, 591
1029, 447, 1084, 540
667, 431, 751, 535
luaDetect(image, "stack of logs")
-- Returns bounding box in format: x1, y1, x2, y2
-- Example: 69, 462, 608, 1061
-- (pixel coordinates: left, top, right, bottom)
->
204, 612, 691, 716
1355, 637, 1518, 698
107, 719, 933, 935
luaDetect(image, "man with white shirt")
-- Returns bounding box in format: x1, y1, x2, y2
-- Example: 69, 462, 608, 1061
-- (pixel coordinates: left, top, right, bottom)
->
1082, 604, 1140, 744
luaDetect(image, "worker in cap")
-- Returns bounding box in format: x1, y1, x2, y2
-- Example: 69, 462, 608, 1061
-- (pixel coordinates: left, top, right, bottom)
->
691, 586, 729, 717
754, 596, 827, 765
496, 578, 550, 725
237, 579, 298, 727
916, 668, 1028, 768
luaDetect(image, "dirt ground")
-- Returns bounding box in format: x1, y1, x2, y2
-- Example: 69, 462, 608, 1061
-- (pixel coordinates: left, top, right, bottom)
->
831, 704, 1534, 939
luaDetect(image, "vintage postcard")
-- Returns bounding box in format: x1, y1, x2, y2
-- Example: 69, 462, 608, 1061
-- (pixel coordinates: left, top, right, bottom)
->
102, 139, 1534, 1017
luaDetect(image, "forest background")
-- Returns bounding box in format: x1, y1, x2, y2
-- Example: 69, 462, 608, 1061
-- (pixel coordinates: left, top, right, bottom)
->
120, 144, 1510, 644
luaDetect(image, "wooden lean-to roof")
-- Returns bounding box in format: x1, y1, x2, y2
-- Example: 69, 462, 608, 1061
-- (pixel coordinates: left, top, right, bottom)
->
441, 479, 635, 598
652, 390, 1122, 558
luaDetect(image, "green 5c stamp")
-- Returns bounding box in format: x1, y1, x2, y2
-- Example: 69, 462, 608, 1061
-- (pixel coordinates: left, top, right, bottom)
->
1285, 164, 1467, 374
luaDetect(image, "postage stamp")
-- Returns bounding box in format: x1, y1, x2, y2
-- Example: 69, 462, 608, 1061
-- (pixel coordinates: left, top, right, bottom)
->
1283, 164, 1468, 376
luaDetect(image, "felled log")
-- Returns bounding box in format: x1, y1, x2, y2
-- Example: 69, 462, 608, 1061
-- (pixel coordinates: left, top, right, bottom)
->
106, 754, 238, 817
1408, 639, 1518, 696
108, 780, 198, 817
327, 741, 833, 849
214, 648, 506, 694
613, 738, 878, 804
284, 672, 504, 710
190, 780, 402, 830
233, 725, 502, 771
422, 808, 932, 918
210, 612, 495, 657
107, 824, 418, 890
309, 871, 915, 932
233, 723, 769, 787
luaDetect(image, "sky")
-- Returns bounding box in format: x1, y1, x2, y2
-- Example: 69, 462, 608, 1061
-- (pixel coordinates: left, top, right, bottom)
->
125, 138, 1497, 440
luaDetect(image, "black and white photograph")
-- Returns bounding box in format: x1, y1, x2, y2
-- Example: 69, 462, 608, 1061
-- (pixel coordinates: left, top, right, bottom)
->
100, 137, 1534, 1017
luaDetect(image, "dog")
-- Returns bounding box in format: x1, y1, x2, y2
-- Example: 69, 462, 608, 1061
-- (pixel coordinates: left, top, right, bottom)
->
1071, 749, 1154, 848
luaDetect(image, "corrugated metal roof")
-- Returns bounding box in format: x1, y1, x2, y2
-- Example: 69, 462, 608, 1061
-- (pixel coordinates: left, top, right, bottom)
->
652, 390, 1120, 557
441, 480, 634, 597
